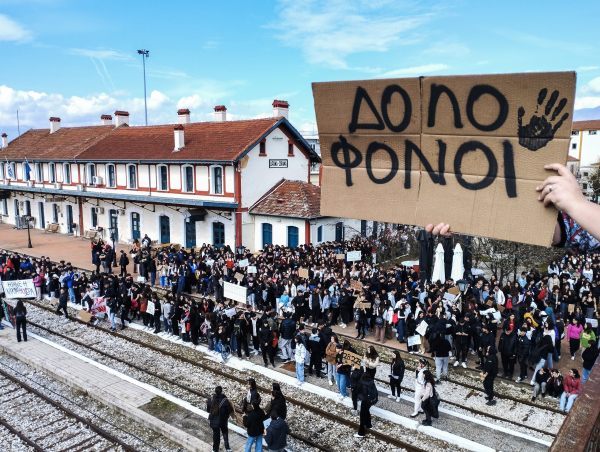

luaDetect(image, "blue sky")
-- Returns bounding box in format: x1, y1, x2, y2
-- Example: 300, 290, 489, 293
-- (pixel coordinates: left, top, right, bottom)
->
1, 0, 600, 139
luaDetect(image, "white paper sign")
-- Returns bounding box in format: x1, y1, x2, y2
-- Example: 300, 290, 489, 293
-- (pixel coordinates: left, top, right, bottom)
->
3, 279, 36, 298
586, 318, 598, 328
147, 300, 155, 315
225, 308, 237, 317
248, 266, 257, 274
416, 320, 428, 336
443, 292, 456, 302
347, 251, 362, 262
206, 259, 215, 267
408, 335, 421, 346
239, 259, 249, 268
222, 280, 247, 304
137, 276, 146, 282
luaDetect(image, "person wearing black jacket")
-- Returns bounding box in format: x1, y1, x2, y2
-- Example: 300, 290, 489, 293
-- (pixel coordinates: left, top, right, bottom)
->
118, 251, 129, 277
56, 288, 69, 319
498, 326, 517, 379
431, 336, 452, 382
242, 402, 265, 452
476, 323, 495, 370
387, 350, 405, 401
482, 345, 499, 405
207, 386, 233, 452
515, 327, 531, 383
259, 320, 275, 367
14, 300, 27, 342
454, 317, 470, 368
265, 411, 290, 452
152, 296, 162, 335
354, 371, 377, 438
339, 289, 352, 327
234, 312, 250, 359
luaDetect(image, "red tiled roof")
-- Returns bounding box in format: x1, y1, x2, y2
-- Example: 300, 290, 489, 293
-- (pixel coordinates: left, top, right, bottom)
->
77, 118, 282, 161
568, 155, 579, 161
249, 179, 321, 219
573, 120, 600, 130
1, 125, 117, 160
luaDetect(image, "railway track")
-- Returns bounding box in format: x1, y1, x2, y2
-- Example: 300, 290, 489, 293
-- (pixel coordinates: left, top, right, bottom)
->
18, 298, 558, 450
0, 366, 139, 452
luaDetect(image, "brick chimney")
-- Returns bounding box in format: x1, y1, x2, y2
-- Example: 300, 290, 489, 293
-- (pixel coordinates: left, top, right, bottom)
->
174, 124, 185, 152
49, 117, 61, 134
272, 100, 289, 119
214, 105, 227, 122
178, 109, 191, 124
101, 114, 113, 126
1, 133, 7, 148
114, 111, 130, 127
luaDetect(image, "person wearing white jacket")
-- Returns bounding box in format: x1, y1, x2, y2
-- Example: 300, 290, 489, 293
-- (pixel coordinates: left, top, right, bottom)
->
294, 336, 307, 386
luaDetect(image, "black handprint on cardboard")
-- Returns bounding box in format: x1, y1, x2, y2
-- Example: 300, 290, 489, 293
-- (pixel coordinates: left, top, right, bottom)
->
517, 88, 569, 151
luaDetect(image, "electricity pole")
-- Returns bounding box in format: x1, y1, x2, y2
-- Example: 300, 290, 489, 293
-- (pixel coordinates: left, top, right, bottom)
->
137, 49, 150, 126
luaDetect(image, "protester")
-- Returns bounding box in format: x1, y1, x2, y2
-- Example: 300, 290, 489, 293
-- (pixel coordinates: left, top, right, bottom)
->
531, 366, 550, 401
264, 411, 290, 452
420, 369, 437, 426
387, 350, 405, 402
410, 358, 427, 417
243, 401, 265, 452
362, 346, 379, 378
207, 386, 233, 452
482, 345, 498, 406
14, 300, 27, 342
559, 369, 582, 412
354, 370, 377, 438
582, 340, 599, 384
294, 335, 306, 386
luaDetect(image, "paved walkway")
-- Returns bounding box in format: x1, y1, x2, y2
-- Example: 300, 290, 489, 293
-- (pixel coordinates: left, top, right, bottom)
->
0, 326, 247, 452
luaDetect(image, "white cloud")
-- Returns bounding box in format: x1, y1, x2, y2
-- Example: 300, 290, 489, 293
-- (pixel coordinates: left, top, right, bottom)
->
0, 14, 32, 42
580, 76, 600, 95
575, 97, 600, 110
378, 63, 449, 78
424, 40, 469, 57
270, 0, 430, 70
578, 66, 599, 71
68, 48, 131, 61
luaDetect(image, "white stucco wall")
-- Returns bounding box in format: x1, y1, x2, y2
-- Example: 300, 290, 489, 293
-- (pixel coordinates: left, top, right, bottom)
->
570, 130, 600, 166
250, 215, 306, 250
240, 127, 311, 208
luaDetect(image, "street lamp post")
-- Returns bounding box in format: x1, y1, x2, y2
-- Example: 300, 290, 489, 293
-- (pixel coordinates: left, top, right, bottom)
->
137, 49, 150, 126
108, 226, 117, 267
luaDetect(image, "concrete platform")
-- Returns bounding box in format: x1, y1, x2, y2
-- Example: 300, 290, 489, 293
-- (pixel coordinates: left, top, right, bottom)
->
0, 326, 248, 452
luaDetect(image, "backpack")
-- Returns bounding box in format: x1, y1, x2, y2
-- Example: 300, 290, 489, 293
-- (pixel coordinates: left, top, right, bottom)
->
272, 331, 279, 347
375, 315, 384, 328
362, 379, 378, 405
354, 309, 360, 321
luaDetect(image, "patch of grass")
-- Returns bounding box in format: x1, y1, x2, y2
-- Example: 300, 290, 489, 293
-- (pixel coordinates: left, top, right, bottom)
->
140, 396, 180, 417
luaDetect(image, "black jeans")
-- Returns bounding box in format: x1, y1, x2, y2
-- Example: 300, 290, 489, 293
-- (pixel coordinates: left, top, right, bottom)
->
236, 335, 249, 358
456, 343, 468, 363
518, 358, 528, 379
211, 426, 229, 452
120, 308, 129, 329
423, 402, 432, 423
390, 377, 401, 397
483, 374, 496, 399
16, 317, 27, 342
262, 344, 274, 365
309, 354, 322, 377
352, 391, 359, 410
501, 354, 515, 375
358, 401, 372, 436
56, 305, 68, 317
154, 315, 162, 334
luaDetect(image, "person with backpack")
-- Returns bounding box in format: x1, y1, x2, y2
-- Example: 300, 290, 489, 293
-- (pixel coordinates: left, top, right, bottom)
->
234, 312, 250, 360
387, 350, 405, 402
354, 371, 378, 438
14, 300, 27, 342
374, 305, 386, 343
207, 386, 233, 452
582, 340, 599, 384
420, 369, 438, 426
308, 327, 323, 378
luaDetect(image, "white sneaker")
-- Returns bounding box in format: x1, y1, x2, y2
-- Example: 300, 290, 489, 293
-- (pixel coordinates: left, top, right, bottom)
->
388, 395, 395, 399
515, 377, 522, 383
453, 361, 459, 367
338, 395, 345, 400
462, 362, 467, 368
329, 380, 333, 386
571, 356, 575, 360
353, 433, 364, 438
396, 397, 400, 402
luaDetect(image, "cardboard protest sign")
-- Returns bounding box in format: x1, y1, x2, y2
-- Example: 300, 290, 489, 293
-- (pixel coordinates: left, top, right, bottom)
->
77, 309, 92, 323
342, 351, 363, 368
347, 251, 361, 262
336, 254, 345, 260
357, 302, 371, 309
50, 297, 59, 306
448, 286, 461, 295
234, 272, 244, 281
313, 72, 575, 246
350, 280, 363, 291
3, 280, 36, 299
299, 268, 309, 278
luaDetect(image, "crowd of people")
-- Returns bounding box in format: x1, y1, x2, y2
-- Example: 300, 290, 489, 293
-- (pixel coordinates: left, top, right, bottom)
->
1, 214, 599, 444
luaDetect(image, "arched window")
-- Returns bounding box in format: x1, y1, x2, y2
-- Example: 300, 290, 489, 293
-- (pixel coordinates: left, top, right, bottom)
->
106, 164, 116, 187
262, 223, 272, 246
127, 164, 137, 189
157, 165, 168, 191
335, 222, 344, 242
182, 165, 194, 193
288, 226, 299, 248
49, 163, 56, 183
